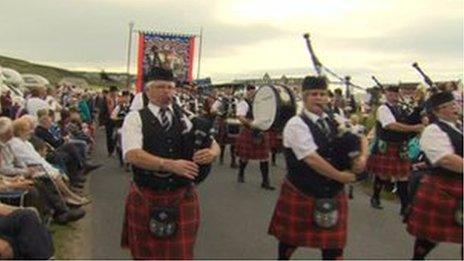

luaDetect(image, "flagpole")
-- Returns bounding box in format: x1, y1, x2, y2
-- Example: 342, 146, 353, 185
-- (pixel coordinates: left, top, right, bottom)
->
196, 27, 203, 79
126, 21, 135, 89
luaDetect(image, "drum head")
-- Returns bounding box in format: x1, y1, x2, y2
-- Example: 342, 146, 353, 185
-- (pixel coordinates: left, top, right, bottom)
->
253, 85, 277, 131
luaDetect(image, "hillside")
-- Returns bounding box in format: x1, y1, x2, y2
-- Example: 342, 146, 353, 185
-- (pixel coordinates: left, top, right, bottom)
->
0, 55, 130, 89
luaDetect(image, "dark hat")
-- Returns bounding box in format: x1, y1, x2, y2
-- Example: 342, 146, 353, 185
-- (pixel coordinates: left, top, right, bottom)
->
246, 84, 256, 91
302, 76, 327, 90
145, 67, 175, 82
425, 91, 454, 111
384, 85, 399, 92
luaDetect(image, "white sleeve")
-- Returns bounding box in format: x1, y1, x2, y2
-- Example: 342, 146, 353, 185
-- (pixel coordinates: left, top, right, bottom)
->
130, 93, 143, 111
420, 124, 455, 165
110, 105, 120, 119
283, 117, 318, 160
236, 101, 248, 117
377, 105, 396, 128
121, 111, 143, 157
211, 100, 221, 112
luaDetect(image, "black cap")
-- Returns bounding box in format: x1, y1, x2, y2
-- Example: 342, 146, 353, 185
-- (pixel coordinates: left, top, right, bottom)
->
246, 85, 256, 91
145, 67, 175, 82
384, 85, 399, 92
302, 76, 327, 90
425, 91, 454, 111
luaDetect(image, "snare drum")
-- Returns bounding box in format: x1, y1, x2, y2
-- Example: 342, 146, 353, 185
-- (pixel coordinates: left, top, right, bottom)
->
252, 85, 296, 131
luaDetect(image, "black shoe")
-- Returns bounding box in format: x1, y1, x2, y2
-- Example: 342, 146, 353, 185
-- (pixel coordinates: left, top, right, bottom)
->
370, 197, 383, 209
238, 175, 245, 183
230, 162, 238, 169
84, 163, 101, 175
54, 208, 86, 224
261, 183, 275, 190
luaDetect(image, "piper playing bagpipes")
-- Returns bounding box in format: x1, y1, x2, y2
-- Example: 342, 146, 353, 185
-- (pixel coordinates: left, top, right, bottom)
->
367, 84, 425, 214
268, 76, 368, 260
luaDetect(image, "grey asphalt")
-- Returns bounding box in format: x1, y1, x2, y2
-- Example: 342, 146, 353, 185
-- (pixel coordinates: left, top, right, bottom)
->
77, 131, 460, 259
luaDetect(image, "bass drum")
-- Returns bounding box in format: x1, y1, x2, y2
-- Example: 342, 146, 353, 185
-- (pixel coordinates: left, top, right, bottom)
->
252, 85, 296, 131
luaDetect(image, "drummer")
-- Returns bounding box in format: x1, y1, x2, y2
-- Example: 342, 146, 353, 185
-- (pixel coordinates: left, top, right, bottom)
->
211, 88, 238, 168
268, 76, 365, 259
235, 85, 275, 190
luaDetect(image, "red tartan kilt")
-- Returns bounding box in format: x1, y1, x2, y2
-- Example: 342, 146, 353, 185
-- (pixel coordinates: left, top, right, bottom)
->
121, 183, 200, 259
268, 130, 283, 151
367, 143, 411, 179
268, 179, 348, 249
407, 175, 463, 243
235, 128, 270, 160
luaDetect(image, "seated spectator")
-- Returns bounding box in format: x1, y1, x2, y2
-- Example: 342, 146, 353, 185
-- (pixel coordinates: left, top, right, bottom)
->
9, 117, 90, 206
0, 117, 85, 224
0, 203, 54, 259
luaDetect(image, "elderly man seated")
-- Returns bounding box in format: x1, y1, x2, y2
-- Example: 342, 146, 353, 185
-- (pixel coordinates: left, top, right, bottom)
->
0, 117, 85, 224
8, 117, 90, 206
0, 202, 54, 259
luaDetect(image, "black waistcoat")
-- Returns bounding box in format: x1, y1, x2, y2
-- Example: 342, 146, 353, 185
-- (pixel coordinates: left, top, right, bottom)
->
284, 114, 344, 198
245, 99, 253, 120
132, 106, 194, 190
376, 103, 410, 142
428, 121, 463, 179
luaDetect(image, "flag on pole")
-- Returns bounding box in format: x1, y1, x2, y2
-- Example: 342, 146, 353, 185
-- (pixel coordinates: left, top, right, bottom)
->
136, 32, 196, 92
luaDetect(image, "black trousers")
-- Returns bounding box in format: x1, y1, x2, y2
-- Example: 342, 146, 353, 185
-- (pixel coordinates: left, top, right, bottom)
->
0, 209, 54, 259
105, 121, 115, 154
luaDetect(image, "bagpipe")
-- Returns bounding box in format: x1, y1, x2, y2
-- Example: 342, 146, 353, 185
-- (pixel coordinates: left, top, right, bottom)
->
303, 33, 367, 181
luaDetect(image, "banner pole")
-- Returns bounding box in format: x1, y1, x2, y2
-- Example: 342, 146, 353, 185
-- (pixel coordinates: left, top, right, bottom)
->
196, 27, 203, 79
125, 21, 135, 89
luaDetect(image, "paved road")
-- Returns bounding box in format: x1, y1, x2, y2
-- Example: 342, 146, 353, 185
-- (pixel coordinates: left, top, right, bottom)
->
71, 131, 460, 259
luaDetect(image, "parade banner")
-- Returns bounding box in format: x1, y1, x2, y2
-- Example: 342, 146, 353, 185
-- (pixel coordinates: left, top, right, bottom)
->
136, 32, 196, 92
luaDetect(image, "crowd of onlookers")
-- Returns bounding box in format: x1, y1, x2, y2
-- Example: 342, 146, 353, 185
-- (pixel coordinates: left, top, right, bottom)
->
0, 83, 114, 259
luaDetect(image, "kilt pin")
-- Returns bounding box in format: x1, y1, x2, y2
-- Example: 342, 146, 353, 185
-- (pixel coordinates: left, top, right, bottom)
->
367, 142, 411, 180
268, 179, 348, 249
121, 183, 200, 260
407, 174, 463, 244
235, 127, 270, 161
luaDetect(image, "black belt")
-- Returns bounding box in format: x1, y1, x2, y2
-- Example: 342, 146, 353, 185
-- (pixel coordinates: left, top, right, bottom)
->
133, 171, 191, 191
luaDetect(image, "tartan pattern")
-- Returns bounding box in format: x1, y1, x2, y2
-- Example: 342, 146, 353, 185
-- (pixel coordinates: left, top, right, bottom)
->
235, 127, 270, 160
407, 175, 463, 243
121, 183, 200, 260
268, 179, 348, 249
215, 118, 236, 145
268, 130, 283, 151
367, 142, 411, 179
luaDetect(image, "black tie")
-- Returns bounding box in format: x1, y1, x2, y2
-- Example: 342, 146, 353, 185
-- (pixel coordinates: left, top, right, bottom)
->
317, 118, 329, 136
159, 107, 171, 130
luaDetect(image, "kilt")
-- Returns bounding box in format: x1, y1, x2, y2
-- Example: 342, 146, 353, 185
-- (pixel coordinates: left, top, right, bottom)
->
268, 130, 283, 151
407, 175, 463, 243
121, 183, 200, 259
268, 179, 348, 249
366, 142, 411, 180
215, 118, 236, 145
235, 127, 270, 160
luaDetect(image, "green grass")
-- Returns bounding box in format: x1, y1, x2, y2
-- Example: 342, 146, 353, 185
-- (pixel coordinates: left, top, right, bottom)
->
0, 55, 130, 89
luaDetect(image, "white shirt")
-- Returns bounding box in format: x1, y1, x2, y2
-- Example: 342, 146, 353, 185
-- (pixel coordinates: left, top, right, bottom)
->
420, 120, 462, 165
8, 137, 59, 178
25, 97, 50, 118
236, 100, 249, 117
283, 109, 329, 160
130, 92, 144, 111
122, 102, 193, 157
377, 104, 396, 128
211, 99, 221, 113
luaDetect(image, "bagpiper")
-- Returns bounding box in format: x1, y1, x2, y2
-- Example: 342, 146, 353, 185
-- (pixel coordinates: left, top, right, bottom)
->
268, 76, 367, 259
406, 91, 463, 259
